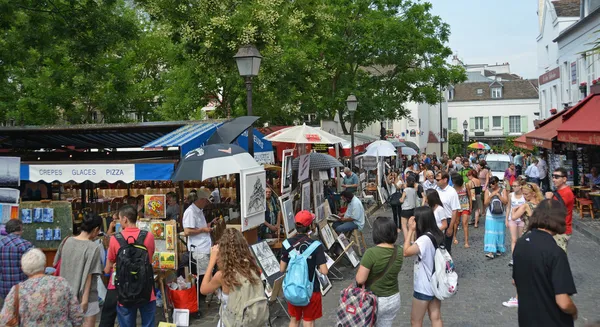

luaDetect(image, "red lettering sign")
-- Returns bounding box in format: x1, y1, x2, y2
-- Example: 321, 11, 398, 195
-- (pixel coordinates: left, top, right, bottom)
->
538, 67, 560, 85
305, 134, 322, 141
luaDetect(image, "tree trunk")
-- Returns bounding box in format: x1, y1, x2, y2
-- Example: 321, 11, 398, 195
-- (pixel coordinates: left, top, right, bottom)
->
338, 108, 349, 135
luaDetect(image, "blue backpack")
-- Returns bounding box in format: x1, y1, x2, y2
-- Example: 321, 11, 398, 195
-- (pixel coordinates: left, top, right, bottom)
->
282, 239, 321, 306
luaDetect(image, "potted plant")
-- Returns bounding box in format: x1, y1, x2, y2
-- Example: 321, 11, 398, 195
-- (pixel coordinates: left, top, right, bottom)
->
579, 82, 587, 91
593, 79, 598, 85
550, 108, 557, 115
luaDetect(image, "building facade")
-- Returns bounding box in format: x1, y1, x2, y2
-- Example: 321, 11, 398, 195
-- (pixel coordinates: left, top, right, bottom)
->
447, 59, 539, 145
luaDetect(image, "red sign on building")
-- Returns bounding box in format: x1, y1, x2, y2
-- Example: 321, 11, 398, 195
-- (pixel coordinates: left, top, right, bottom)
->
538, 67, 560, 85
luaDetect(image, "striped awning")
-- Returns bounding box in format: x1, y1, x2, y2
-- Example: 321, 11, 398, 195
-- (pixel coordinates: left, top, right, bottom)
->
142, 123, 222, 155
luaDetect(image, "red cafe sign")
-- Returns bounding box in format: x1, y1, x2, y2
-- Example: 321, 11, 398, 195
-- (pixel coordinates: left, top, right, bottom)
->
305, 134, 322, 142
527, 137, 552, 149
558, 131, 600, 146
539, 67, 560, 86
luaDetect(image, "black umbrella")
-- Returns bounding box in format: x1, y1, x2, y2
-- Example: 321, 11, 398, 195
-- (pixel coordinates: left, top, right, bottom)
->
206, 116, 260, 145
402, 141, 420, 153
292, 153, 343, 171
172, 144, 260, 181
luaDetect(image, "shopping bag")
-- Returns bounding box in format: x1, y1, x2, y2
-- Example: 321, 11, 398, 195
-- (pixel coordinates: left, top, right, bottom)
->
168, 285, 198, 313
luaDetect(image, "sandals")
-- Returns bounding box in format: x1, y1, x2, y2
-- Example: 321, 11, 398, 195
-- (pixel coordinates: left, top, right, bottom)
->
486, 252, 495, 259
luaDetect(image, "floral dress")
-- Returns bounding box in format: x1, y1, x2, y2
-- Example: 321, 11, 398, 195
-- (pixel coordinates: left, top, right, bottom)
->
0, 275, 83, 327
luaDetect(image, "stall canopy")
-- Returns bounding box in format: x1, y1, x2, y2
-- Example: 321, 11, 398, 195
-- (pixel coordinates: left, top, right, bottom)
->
142, 122, 223, 156
234, 128, 274, 164
523, 109, 567, 149
514, 135, 533, 150
557, 90, 600, 146
20, 162, 175, 183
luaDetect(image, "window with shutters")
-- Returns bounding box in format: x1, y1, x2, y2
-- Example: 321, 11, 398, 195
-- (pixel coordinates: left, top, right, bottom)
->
509, 116, 521, 133
492, 116, 501, 129
474, 117, 484, 130
491, 88, 502, 99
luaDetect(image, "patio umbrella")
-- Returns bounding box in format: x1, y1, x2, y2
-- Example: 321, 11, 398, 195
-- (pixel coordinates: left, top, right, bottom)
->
291, 152, 343, 170
360, 146, 396, 157
171, 144, 260, 181
366, 140, 396, 152
206, 116, 260, 145
400, 147, 418, 156
401, 141, 420, 153
468, 142, 491, 150
263, 123, 345, 144
386, 138, 406, 147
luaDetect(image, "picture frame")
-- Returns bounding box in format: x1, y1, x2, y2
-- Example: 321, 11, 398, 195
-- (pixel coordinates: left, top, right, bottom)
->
337, 234, 360, 267
0, 188, 19, 204
279, 195, 297, 238
301, 182, 311, 211
312, 181, 324, 213
318, 223, 337, 250
316, 269, 332, 296
298, 154, 311, 182
281, 149, 294, 195
0, 157, 20, 187
240, 168, 267, 231
250, 241, 284, 285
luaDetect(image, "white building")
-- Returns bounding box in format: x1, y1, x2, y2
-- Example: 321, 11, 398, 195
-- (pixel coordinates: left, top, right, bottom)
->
537, 0, 580, 119
447, 59, 540, 145
553, 0, 600, 111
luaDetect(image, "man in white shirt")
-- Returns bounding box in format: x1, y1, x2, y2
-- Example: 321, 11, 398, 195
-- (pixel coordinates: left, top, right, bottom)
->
209, 185, 220, 204
183, 189, 213, 277
525, 159, 540, 186
435, 171, 460, 254
538, 156, 548, 192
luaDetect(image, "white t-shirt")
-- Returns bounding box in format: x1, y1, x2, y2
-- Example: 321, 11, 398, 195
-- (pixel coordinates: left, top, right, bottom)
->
211, 189, 221, 203
436, 185, 461, 219
182, 203, 212, 252
413, 234, 436, 296
433, 206, 446, 230
508, 192, 526, 222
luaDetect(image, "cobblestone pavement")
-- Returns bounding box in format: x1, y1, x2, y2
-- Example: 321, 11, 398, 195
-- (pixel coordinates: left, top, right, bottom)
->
187, 205, 600, 327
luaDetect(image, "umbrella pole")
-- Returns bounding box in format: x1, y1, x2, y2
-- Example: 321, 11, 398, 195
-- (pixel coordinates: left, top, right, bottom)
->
335, 143, 342, 193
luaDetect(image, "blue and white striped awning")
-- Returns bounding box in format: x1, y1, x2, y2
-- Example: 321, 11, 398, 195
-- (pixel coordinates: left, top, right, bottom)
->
142, 123, 223, 155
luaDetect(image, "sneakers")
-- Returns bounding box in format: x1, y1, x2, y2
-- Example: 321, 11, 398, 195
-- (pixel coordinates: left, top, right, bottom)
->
502, 297, 518, 308
508, 259, 513, 267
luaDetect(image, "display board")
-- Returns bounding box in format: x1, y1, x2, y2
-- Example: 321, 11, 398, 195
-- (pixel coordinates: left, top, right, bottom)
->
137, 219, 178, 270
19, 201, 73, 249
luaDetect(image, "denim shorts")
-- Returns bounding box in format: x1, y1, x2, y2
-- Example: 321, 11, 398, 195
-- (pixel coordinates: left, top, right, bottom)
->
413, 291, 435, 301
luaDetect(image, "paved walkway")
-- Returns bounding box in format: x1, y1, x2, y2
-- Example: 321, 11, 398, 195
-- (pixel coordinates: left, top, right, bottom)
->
185, 205, 600, 327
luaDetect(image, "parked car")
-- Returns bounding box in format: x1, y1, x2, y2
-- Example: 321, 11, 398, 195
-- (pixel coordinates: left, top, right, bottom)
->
485, 154, 511, 182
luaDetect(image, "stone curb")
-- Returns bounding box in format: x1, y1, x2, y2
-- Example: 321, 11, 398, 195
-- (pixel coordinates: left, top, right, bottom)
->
572, 218, 600, 245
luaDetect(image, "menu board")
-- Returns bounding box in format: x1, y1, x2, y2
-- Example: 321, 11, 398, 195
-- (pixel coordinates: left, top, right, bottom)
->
137, 219, 177, 270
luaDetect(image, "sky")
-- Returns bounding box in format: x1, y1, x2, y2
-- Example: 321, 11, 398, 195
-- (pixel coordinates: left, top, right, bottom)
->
428, 0, 540, 78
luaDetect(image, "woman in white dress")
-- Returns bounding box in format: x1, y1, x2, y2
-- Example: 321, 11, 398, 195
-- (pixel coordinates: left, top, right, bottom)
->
506, 178, 526, 267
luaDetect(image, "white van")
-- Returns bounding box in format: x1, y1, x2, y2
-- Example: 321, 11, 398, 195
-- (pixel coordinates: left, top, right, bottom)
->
485, 154, 512, 181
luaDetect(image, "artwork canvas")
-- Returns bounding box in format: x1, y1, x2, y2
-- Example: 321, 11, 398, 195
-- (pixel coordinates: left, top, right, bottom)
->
319, 223, 336, 250
244, 171, 266, 218
0, 157, 20, 187
151, 222, 165, 240
312, 182, 324, 212
315, 204, 326, 224
21, 209, 32, 224
316, 269, 332, 296
0, 188, 19, 204
1, 205, 11, 224
165, 224, 175, 250
250, 241, 282, 278
33, 208, 43, 223
10, 206, 18, 219
337, 234, 360, 267
159, 252, 176, 269
298, 154, 311, 182
281, 151, 294, 194
280, 196, 296, 238
42, 208, 54, 223
301, 182, 311, 212
324, 252, 335, 269
145, 195, 166, 219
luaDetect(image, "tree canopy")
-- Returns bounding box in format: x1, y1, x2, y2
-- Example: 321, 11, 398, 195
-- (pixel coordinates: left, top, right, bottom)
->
0, 0, 465, 128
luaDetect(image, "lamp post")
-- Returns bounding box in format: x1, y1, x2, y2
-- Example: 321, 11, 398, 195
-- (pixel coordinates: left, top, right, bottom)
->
346, 95, 358, 171
463, 120, 468, 157
234, 44, 262, 157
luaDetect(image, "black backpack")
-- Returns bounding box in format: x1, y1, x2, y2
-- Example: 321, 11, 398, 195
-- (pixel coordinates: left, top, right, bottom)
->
115, 231, 154, 307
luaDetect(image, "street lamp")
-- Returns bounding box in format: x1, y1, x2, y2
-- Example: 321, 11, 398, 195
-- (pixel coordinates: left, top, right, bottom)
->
346, 95, 358, 171
463, 120, 468, 157
234, 44, 262, 156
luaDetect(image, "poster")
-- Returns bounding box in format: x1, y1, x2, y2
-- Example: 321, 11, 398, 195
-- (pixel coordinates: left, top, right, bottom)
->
240, 168, 267, 232
298, 154, 311, 182
0, 157, 20, 187
151, 222, 165, 240
21, 209, 32, 224
42, 208, 54, 223
1, 205, 11, 224
33, 208, 43, 223
159, 252, 176, 269
144, 195, 166, 219
165, 224, 175, 250
315, 204, 326, 224
280, 196, 296, 238
301, 182, 311, 211
250, 241, 282, 278
281, 149, 294, 195
312, 182, 324, 212
0, 188, 19, 204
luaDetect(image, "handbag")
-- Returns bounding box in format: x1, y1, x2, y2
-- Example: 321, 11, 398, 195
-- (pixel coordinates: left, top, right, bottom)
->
336, 248, 398, 327
389, 191, 402, 206
53, 236, 71, 276
6, 284, 19, 327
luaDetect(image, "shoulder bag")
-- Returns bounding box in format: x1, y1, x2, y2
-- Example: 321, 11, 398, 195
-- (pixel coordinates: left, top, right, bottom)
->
6, 284, 19, 327
53, 236, 71, 276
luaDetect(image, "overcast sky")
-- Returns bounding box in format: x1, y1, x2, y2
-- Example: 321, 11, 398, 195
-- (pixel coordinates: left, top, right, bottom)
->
429, 0, 540, 78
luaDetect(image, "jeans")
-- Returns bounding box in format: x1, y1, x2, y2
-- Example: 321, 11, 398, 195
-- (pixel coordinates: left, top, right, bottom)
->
443, 228, 453, 254
391, 205, 401, 228
528, 177, 540, 185
116, 300, 156, 327
99, 289, 117, 327
332, 221, 358, 234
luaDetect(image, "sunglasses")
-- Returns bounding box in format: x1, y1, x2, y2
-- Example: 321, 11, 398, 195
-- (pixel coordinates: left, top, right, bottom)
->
435, 178, 443, 181
552, 174, 565, 179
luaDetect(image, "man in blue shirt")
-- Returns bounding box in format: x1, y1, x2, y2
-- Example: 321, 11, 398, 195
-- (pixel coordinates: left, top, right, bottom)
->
332, 191, 365, 234
342, 168, 359, 194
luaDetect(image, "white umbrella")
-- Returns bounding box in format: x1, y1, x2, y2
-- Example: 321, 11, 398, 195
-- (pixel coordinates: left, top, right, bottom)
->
399, 147, 418, 156
264, 123, 345, 144
366, 140, 396, 153
360, 146, 396, 157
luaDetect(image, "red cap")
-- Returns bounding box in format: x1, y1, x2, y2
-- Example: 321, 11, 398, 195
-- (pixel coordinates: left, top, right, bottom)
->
294, 210, 315, 227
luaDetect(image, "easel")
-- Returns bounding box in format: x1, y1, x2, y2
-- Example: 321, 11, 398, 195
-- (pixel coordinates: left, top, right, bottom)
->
267, 276, 289, 326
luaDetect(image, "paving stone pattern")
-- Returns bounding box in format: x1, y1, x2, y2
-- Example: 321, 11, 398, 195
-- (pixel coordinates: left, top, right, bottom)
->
184, 206, 600, 327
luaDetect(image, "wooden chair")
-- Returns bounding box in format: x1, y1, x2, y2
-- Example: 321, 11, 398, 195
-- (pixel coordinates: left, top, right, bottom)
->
352, 229, 368, 256
579, 199, 595, 219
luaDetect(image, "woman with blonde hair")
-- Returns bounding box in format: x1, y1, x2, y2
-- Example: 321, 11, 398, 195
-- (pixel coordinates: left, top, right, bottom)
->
200, 228, 267, 327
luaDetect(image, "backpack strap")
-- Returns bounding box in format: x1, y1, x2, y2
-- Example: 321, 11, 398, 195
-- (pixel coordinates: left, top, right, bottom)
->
300, 241, 321, 260
136, 230, 148, 245
553, 190, 566, 207
425, 232, 439, 249
365, 247, 397, 289
114, 232, 128, 248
